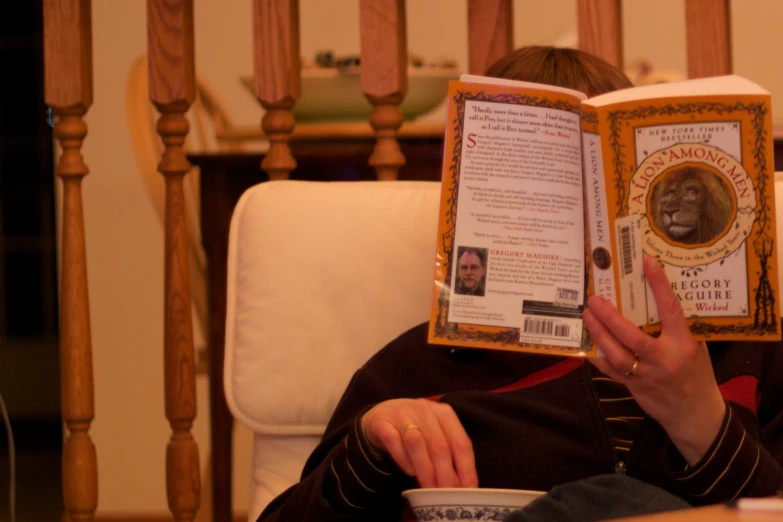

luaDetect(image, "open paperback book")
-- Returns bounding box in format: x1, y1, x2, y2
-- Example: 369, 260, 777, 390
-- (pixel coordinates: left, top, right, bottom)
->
428, 73, 781, 357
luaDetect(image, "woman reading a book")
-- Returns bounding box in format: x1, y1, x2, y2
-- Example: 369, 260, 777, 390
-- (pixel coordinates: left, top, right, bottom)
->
256, 47, 783, 522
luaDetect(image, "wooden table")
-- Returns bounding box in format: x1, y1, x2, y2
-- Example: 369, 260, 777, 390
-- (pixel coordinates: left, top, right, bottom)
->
613, 499, 783, 521
192, 123, 783, 522
215, 120, 446, 144
191, 122, 444, 522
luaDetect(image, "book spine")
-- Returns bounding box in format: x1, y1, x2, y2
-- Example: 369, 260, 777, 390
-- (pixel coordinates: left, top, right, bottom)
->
582, 107, 617, 307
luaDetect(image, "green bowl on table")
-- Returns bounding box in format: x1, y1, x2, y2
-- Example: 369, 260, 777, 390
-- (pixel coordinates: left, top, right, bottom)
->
241, 66, 458, 123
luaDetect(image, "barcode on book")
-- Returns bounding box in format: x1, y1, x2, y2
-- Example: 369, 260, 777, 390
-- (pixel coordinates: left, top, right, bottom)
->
523, 318, 570, 338
555, 287, 579, 304
620, 225, 633, 275
614, 215, 646, 327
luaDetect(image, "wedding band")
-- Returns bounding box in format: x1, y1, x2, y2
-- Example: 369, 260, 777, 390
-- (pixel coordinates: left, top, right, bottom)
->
400, 423, 419, 436
624, 355, 640, 377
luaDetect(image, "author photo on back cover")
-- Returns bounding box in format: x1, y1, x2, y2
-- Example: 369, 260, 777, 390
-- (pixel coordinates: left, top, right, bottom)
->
454, 246, 488, 296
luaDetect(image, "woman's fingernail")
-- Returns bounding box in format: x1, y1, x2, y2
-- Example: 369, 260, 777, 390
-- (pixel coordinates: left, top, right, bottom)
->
588, 295, 605, 306
645, 255, 661, 270
583, 311, 593, 326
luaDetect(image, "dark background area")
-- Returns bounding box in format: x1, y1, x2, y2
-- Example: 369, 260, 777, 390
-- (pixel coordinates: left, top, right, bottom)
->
0, 0, 63, 520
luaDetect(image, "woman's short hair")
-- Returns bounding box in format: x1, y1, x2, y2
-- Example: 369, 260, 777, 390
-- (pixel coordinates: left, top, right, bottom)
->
485, 46, 634, 97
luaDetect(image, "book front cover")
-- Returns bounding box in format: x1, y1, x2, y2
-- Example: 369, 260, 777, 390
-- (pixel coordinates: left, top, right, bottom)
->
593, 94, 781, 340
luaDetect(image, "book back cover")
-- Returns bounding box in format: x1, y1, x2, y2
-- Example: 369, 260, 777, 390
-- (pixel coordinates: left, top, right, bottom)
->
427, 79, 598, 356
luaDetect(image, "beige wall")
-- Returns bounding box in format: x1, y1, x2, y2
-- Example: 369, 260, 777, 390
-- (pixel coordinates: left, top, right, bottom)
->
77, 0, 782, 516
85, 0, 204, 514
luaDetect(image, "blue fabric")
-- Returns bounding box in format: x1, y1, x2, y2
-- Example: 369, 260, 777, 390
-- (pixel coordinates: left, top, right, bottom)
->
504, 474, 692, 522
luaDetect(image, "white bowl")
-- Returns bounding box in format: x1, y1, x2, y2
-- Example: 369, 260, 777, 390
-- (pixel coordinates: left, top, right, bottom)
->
241, 66, 458, 122
402, 487, 546, 521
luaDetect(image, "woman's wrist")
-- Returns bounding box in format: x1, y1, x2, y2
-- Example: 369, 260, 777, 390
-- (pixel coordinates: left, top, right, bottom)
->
665, 394, 727, 466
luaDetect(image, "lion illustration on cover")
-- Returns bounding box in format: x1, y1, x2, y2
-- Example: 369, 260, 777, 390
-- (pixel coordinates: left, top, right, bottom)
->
650, 166, 734, 245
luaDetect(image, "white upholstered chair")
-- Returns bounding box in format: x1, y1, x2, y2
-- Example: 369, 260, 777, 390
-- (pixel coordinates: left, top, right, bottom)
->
223, 180, 442, 521
226, 175, 783, 521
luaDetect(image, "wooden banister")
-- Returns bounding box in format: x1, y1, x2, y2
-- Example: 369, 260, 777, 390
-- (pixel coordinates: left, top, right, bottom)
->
467, 0, 513, 75
147, 0, 200, 520
359, 0, 408, 181
577, 0, 623, 68
253, 0, 301, 180
685, 0, 732, 78
43, 0, 98, 520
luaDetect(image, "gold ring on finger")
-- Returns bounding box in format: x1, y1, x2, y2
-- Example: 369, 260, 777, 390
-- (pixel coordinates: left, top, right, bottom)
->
624, 355, 640, 377
400, 423, 419, 436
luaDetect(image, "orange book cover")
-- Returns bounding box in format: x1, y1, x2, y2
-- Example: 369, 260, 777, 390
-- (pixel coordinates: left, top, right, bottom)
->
584, 83, 780, 341
428, 74, 780, 358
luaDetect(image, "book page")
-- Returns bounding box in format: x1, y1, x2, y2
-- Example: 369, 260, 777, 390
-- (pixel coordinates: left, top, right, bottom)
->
586, 75, 768, 107
430, 81, 589, 353
459, 73, 587, 100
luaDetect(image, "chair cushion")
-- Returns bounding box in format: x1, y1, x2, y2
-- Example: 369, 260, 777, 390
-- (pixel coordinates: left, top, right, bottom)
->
224, 180, 441, 435
248, 433, 322, 521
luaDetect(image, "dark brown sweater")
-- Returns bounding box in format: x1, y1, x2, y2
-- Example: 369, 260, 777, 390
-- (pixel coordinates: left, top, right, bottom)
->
257, 322, 783, 522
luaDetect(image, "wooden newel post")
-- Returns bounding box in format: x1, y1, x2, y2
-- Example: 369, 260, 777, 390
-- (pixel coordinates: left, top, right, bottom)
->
253, 0, 301, 180
467, 0, 513, 75
147, 0, 200, 520
577, 0, 623, 68
685, 0, 732, 78
43, 0, 98, 520
360, 0, 408, 181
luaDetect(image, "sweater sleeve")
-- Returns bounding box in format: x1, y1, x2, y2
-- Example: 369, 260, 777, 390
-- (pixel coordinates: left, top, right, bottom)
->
254, 322, 560, 521
743, 341, 783, 498
664, 402, 773, 504
256, 372, 413, 522
322, 416, 412, 514
255, 322, 443, 522
664, 343, 783, 505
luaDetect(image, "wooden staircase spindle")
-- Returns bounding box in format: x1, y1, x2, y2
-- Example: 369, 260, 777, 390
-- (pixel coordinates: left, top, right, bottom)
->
253, 0, 301, 180
147, 1, 200, 520
43, 1, 98, 520
577, 0, 623, 68
685, 0, 732, 78
360, 0, 408, 181
467, 0, 513, 75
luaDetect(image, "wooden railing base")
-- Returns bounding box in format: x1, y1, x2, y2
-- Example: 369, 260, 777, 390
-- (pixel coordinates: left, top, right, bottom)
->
367, 99, 405, 181
260, 105, 297, 180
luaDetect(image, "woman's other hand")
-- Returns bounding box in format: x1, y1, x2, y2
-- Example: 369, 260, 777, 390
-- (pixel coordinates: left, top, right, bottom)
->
360, 398, 478, 488
583, 255, 726, 466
